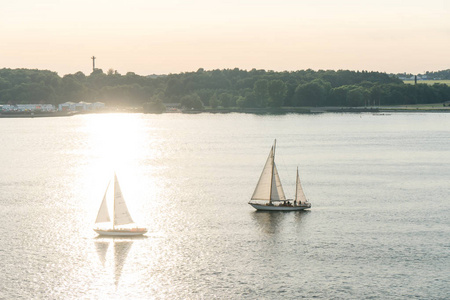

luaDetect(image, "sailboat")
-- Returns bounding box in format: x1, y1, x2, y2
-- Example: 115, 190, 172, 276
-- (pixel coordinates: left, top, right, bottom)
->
248, 140, 311, 211
94, 173, 147, 236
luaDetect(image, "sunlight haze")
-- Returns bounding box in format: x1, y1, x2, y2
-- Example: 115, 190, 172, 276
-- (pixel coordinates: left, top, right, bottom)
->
1, 0, 449, 75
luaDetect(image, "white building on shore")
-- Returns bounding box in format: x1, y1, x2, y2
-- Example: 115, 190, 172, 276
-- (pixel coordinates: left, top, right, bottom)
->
92, 102, 106, 110
58, 102, 77, 111
0, 104, 55, 112
58, 101, 105, 111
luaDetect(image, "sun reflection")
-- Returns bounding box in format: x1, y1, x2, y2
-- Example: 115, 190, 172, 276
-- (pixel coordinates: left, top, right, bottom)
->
85, 113, 147, 173
81, 113, 162, 232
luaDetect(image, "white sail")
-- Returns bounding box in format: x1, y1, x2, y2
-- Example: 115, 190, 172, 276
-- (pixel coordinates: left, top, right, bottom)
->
113, 173, 134, 226
251, 146, 274, 201
95, 181, 111, 224
295, 167, 307, 203
271, 163, 286, 200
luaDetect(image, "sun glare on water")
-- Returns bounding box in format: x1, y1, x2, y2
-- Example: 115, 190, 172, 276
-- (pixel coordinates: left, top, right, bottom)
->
82, 113, 159, 227
86, 113, 146, 171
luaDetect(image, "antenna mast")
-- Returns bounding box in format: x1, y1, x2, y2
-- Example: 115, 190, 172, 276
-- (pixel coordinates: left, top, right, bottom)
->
91, 56, 96, 72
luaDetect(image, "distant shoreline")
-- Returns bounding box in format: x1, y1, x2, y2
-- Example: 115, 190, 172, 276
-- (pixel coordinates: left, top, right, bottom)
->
193, 106, 450, 114
1, 106, 449, 118
0, 111, 78, 118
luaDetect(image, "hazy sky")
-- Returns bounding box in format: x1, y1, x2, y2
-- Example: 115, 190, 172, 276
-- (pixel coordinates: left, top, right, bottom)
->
1, 0, 449, 76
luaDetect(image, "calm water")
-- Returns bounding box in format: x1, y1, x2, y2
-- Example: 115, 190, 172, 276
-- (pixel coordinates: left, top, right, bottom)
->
0, 112, 449, 299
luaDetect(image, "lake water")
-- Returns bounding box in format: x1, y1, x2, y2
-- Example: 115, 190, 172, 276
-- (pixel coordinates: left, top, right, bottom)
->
0, 112, 449, 299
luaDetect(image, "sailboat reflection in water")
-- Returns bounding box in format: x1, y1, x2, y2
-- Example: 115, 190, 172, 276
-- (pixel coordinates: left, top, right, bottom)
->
95, 240, 133, 288
94, 173, 147, 236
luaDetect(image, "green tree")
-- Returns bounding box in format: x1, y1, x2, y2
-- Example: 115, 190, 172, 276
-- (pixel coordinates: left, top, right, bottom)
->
253, 79, 269, 107
244, 90, 257, 108
165, 77, 184, 100
329, 86, 349, 107
346, 87, 366, 106
268, 79, 287, 107
209, 93, 220, 108
295, 79, 330, 106
218, 92, 233, 108
196, 89, 214, 106
180, 93, 204, 110
143, 97, 165, 114
370, 85, 382, 106
236, 96, 246, 108
61, 75, 86, 103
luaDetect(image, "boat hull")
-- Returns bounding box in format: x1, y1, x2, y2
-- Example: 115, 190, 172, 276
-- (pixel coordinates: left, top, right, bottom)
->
94, 228, 147, 236
249, 203, 311, 211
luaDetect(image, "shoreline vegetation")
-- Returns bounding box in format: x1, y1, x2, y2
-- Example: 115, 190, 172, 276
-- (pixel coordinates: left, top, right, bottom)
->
1, 68, 449, 117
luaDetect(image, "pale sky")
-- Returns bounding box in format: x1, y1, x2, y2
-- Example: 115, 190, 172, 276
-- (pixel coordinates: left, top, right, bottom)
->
1, 0, 449, 76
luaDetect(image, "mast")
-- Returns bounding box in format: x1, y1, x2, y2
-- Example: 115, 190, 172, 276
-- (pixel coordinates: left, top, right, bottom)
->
112, 173, 116, 229
268, 139, 276, 204
295, 167, 298, 202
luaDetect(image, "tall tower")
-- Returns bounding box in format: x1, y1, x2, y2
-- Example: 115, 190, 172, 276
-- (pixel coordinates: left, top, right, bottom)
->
91, 56, 96, 72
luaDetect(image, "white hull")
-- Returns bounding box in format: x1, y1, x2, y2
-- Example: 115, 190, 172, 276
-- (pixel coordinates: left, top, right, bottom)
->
249, 203, 311, 211
94, 228, 147, 236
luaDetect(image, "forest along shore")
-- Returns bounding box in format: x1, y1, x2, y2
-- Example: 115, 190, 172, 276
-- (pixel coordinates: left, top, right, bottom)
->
2, 69, 450, 113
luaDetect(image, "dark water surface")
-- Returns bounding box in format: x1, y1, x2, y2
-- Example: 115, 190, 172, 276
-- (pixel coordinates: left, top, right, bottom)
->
1, 113, 449, 299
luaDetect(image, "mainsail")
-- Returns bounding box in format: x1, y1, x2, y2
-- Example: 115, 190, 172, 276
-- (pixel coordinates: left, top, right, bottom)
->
295, 167, 307, 203
251, 141, 286, 202
113, 173, 134, 226
251, 146, 274, 201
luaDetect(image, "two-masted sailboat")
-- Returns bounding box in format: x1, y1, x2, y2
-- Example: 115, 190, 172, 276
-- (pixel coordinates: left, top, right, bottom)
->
248, 140, 311, 211
94, 173, 147, 236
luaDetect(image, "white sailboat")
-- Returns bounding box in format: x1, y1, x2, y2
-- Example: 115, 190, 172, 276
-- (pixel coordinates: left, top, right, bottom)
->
94, 173, 147, 236
248, 140, 311, 211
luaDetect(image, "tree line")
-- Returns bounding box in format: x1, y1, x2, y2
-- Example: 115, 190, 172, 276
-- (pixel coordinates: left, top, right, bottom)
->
1, 67, 449, 110
395, 69, 450, 80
